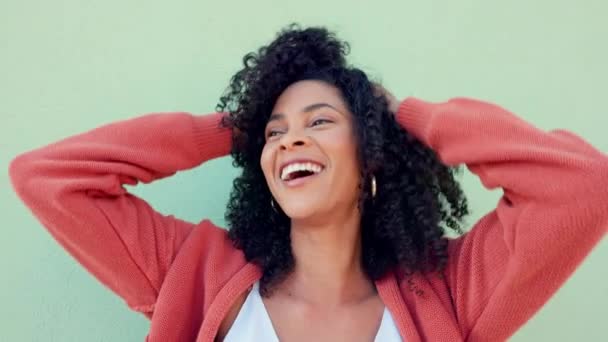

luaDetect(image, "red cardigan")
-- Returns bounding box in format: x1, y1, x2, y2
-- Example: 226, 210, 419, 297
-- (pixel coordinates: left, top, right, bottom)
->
9, 97, 608, 341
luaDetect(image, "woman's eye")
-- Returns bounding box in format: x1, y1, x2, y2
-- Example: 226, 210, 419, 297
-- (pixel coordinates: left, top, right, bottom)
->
266, 119, 331, 138
311, 118, 331, 126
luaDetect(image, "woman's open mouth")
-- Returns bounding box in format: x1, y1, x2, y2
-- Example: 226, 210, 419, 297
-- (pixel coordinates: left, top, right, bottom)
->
280, 161, 325, 188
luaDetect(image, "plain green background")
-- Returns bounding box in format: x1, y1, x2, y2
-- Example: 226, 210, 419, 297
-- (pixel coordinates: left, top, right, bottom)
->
2, 0, 606, 340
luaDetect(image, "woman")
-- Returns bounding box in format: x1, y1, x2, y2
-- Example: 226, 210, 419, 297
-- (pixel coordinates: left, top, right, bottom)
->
9, 24, 608, 341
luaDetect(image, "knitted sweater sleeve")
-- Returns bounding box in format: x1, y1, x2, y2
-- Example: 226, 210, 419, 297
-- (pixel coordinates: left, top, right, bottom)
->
8, 112, 231, 318
395, 97, 608, 341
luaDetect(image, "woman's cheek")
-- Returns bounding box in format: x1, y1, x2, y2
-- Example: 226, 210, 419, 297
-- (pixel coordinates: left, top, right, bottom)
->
262, 143, 281, 181
260, 145, 272, 178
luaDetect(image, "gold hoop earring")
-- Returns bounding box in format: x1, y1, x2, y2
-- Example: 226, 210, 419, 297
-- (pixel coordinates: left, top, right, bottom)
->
271, 198, 278, 212
371, 175, 377, 198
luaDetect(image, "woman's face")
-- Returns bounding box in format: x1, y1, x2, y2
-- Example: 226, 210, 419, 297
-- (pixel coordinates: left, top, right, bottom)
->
261, 80, 361, 221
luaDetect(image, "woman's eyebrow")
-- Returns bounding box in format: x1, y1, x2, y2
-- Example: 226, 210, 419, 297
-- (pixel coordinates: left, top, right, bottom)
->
268, 103, 342, 123
301, 102, 340, 114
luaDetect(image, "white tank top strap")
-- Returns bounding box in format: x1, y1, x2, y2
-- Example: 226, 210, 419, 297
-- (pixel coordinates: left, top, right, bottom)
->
374, 305, 402, 341
223, 281, 279, 342
223, 281, 402, 341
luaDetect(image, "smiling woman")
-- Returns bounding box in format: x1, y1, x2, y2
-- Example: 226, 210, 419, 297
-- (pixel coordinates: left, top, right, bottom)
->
220, 25, 470, 287
216, 25, 470, 341
8, 23, 608, 342
261, 81, 364, 219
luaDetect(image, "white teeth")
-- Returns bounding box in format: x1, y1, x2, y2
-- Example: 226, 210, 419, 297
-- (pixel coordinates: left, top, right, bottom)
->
280, 162, 323, 181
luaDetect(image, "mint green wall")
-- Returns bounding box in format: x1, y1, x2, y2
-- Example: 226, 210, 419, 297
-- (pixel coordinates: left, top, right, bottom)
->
2, 1, 606, 340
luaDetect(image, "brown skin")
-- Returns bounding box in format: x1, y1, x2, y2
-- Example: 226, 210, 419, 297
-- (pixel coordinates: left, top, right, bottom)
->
217, 80, 399, 341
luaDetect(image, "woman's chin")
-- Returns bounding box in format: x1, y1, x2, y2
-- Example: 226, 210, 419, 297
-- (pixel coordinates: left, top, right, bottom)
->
280, 203, 324, 221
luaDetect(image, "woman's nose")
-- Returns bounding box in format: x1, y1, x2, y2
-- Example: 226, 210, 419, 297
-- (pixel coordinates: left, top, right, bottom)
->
279, 130, 309, 150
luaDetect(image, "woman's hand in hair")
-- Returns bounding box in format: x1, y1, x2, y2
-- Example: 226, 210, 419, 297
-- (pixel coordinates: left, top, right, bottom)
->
373, 83, 400, 114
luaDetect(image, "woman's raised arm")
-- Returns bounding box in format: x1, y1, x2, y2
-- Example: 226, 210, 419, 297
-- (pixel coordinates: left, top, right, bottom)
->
395, 96, 607, 341
8, 111, 231, 318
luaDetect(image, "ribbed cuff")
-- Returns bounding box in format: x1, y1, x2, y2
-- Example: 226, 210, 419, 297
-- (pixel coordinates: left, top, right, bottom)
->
191, 112, 232, 161
395, 97, 437, 146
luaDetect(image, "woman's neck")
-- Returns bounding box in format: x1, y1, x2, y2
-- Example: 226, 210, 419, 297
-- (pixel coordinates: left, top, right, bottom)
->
282, 208, 376, 307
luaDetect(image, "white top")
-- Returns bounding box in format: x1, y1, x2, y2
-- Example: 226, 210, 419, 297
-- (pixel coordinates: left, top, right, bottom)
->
224, 281, 402, 341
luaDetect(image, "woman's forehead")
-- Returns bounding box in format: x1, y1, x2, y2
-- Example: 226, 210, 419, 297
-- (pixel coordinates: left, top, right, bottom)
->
272, 80, 347, 115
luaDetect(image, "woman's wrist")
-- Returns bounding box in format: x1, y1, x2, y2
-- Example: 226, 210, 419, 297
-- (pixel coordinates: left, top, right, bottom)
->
372, 83, 400, 114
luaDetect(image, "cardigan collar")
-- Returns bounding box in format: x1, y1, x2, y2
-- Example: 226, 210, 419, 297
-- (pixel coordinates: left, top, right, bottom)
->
197, 262, 422, 342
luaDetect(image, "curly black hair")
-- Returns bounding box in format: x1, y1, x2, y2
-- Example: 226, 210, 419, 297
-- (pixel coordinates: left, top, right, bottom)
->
217, 23, 470, 297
